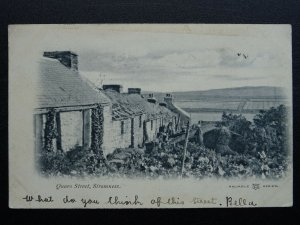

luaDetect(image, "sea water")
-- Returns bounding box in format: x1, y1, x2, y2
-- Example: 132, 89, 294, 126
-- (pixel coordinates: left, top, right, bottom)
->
190, 112, 255, 124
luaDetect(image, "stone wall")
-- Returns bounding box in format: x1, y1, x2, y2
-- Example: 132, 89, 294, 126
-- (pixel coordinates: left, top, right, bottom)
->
146, 118, 161, 142
112, 119, 131, 149
60, 111, 83, 151
133, 114, 145, 148
36, 105, 180, 157
102, 111, 146, 156
102, 105, 114, 155
145, 116, 178, 142
102, 105, 132, 155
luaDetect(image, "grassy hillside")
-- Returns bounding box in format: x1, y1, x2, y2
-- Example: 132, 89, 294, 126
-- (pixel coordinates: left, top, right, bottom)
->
143, 86, 286, 102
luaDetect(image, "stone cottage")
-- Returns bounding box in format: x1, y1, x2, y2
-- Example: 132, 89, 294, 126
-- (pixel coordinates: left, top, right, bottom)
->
101, 85, 146, 154
129, 92, 178, 142
163, 93, 191, 129
34, 51, 191, 160
33, 51, 111, 157
100, 86, 179, 154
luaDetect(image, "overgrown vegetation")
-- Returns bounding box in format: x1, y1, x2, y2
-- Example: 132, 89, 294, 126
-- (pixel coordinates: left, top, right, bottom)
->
43, 109, 57, 152
38, 105, 290, 179
91, 105, 104, 155
39, 146, 108, 177
217, 104, 289, 157
105, 140, 289, 179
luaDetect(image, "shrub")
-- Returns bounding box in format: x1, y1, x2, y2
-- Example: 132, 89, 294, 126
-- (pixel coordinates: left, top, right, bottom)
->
38, 105, 290, 179
39, 145, 107, 177
39, 150, 70, 176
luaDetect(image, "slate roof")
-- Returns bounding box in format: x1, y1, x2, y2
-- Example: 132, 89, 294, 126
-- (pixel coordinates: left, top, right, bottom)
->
103, 91, 177, 121
123, 94, 177, 121
165, 102, 191, 119
141, 93, 190, 120
103, 90, 145, 120
35, 58, 110, 109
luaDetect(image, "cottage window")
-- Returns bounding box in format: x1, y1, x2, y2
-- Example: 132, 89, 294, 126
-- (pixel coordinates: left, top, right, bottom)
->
139, 115, 142, 128
151, 120, 153, 130
121, 121, 125, 134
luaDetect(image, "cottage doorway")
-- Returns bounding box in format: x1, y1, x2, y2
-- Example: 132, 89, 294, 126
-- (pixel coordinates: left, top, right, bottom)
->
131, 118, 134, 148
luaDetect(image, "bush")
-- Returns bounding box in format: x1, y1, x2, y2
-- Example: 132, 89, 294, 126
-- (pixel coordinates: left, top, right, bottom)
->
217, 105, 289, 157
38, 105, 290, 179
39, 145, 108, 177
39, 141, 289, 179
39, 150, 70, 176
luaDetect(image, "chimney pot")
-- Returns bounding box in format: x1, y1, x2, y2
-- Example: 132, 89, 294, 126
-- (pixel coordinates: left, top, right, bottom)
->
164, 93, 173, 104
43, 51, 78, 71
128, 88, 141, 95
103, 84, 123, 93
159, 102, 167, 107
147, 93, 157, 104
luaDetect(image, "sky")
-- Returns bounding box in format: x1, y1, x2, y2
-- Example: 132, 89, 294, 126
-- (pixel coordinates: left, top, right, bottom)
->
10, 24, 292, 92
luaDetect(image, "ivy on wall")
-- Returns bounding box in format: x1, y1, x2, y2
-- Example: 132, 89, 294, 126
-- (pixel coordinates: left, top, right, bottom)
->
43, 109, 57, 152
143, 120, 148, 145
91, 104, 104, 156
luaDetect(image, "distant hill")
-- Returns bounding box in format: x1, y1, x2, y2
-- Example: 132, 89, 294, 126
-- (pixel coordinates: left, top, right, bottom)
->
143, 86, 286, 102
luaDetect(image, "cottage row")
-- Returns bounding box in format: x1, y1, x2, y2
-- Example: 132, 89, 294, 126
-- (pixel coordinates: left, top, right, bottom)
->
33, 51, 190, 157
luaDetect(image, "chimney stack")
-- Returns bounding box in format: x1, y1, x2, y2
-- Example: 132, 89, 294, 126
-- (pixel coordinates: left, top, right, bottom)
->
43, 51, 78, 71
164, 93, 173, 104
103, 84, 123, 93
128, 88, 141, 95
147, 93, 157, 104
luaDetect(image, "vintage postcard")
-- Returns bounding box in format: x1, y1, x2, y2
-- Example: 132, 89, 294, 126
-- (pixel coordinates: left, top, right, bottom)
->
9, 24, 293, 208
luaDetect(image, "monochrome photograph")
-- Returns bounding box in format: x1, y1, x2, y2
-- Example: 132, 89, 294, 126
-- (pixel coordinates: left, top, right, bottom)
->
9, 24, 293, 208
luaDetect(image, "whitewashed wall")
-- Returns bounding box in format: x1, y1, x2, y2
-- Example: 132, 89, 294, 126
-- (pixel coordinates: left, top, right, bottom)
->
60, 111, 83, 152
102, 105, 113, 156
102, 107, 147, 156
146, 118, 161, 142
132, 114, 145, 148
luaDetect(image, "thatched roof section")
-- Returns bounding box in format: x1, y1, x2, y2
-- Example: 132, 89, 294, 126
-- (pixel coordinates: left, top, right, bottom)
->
103, 90, 144, 120
103, 90, 177, 121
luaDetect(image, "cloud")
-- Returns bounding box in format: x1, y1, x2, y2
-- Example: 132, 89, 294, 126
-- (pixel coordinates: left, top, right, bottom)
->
79, 46, 288, 92
211, 74, 269, 81
79, 47, 282, 76
218, 48, 280, 69
251, 54, 278, 68
147, 50, 221, 69
76, 33, 289, 92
